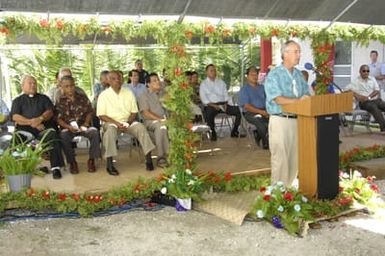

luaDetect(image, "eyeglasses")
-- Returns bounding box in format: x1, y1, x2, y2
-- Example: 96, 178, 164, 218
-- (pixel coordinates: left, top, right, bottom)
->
361, 70, 370, 73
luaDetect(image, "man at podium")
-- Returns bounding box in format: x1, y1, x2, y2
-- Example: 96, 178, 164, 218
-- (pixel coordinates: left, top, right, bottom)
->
264, 40, 310, 187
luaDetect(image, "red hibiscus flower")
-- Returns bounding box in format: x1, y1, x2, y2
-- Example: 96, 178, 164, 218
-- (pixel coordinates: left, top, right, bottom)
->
367, 176, 373, 183
39, 19, 50, 29
338, 196, 352, 206
72, 193, 80, 201
259, 186, 266, 193
370, 184, 380, 193
58, 193, 67, 201
56, 20, 64, 30
185, 30, 193, 39
263, 195, 271, 201
283, 192, 293, 201
41, 191, 50, 199
224, 172, 232, 182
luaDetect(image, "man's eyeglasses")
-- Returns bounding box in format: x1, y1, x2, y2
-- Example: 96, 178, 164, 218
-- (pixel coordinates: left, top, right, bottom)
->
361, 70, 370, 73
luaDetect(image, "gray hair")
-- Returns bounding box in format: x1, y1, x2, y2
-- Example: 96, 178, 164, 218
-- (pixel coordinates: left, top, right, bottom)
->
280, 40, 300, 59
21, 74, 36, 86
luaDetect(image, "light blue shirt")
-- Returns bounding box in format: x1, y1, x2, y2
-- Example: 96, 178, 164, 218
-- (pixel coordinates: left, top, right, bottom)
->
123, 83, 147, 99
265, 64, 310, 115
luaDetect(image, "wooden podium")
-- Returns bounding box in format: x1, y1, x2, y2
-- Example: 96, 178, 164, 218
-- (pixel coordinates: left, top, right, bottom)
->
282, 92, 353, 199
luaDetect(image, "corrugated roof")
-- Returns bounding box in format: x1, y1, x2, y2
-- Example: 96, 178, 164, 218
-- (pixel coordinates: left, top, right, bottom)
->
0, 0, 384, 25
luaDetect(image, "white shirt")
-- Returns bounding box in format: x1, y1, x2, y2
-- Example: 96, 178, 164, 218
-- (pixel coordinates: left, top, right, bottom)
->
199, 78, 230, 105
369, 61, 385, 87
345, 76, 380, 98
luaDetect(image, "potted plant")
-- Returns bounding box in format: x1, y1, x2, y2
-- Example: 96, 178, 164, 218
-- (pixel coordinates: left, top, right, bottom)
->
0, 131, 51, 192
159, 168, 206, 211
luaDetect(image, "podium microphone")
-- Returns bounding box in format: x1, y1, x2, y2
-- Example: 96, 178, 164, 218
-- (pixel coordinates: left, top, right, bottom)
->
304, 62, 344, 93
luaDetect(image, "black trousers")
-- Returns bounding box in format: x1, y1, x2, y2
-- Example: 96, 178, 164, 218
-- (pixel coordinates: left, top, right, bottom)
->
243, 111, 269, 138
204, 104, 241, 134
359, 98, 385, 131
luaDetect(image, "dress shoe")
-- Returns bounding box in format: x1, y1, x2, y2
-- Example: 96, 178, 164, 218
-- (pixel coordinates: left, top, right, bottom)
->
146, 161, 154, 171
106, 157, 119, 176
210, 131, 217, 141
106, 166, 119, 176
253, 131, 262, 147
262, 136, 269, 150
52, 168, 62, 179
87, 159, 96, 173
69, 161, 79, 174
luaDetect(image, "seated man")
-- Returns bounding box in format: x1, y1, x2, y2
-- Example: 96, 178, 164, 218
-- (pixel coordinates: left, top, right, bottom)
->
97, 70, 156, 175
46, 67, 87, 105
124, 69, 147, 99
11, 75, 64, 179
345, 64, 385, 132
239, 67, 269, 149
55, 76, 101, 174
138, 73, 169, 168
199, 64, 243, 141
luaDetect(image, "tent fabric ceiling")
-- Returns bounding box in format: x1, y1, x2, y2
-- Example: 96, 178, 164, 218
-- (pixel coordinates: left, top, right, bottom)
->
1, 0, 385, 26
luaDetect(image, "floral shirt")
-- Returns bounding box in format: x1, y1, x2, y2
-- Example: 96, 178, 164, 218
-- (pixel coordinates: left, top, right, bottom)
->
55, 92, 93, 127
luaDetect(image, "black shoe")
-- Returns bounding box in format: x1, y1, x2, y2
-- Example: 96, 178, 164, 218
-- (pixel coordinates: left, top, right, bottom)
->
106, 166, 119, 176
106, 157, 119, 176
146, 161, 154, 171
254, 131, 262, 147
262, 136, 269, 150
52, 169, 62, 179
210, 132, 217, 141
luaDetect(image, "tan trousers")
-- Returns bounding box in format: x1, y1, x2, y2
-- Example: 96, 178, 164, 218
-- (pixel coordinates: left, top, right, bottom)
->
269, 115, 298, 187
144, 120, 169, 158
102, 122, 155, 158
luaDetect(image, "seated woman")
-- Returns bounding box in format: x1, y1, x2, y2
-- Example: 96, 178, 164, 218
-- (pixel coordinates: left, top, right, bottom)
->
55, 76, 101, 174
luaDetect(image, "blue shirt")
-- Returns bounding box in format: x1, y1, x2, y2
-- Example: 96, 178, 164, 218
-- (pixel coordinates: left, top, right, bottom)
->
265, 64, 310, 115
123, 83, 147, 99
239, 83, 266, 111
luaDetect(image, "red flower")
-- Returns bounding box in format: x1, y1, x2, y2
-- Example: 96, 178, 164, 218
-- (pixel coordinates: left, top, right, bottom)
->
94, 195, 102, 203
26, 188, 36, 197
263, 195, 271, 201
338, 196, 352, 206
259, 186, 266, 193
291, 31, 298, 37
0, 27, 10, 36
41, 191, 50, 199
214, 176, 221, 183
370, 184, 380, 193
224, 172, 232, 182
174, 67, 182, 77
72, 193, 80, 201
271, 29, 280, 37
185, 30, 193, 39
283, 192, 293, 201
354, 188, 361, 194
180, 82, 189, 89
204, 24, 215, 33
367, 176, 373, 183
56, 20, 64, 30
119, 198, 126, 206
39, 19, 50, 29
58, 193, 67, 201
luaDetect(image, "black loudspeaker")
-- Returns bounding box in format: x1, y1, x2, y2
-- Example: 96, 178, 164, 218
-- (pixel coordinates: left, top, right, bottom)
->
317, 114, 339, 199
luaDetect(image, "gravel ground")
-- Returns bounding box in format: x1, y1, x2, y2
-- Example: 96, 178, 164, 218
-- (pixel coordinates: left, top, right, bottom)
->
0, 180, 384, 256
